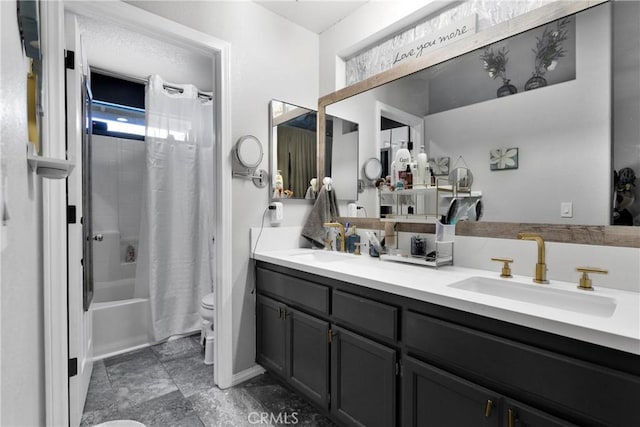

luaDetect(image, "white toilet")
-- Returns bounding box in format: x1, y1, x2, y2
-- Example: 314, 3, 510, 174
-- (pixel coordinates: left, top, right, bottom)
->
199, 292, 215, 365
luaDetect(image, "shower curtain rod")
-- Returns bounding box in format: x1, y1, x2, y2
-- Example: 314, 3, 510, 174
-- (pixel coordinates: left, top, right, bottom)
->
91, 66, 213, 101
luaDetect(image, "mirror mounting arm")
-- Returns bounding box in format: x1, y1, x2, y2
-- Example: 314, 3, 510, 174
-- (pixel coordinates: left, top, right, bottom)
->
232, 169, 268, 188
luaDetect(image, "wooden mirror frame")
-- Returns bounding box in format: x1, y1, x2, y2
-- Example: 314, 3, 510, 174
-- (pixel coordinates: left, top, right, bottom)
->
317, 0, 640, 248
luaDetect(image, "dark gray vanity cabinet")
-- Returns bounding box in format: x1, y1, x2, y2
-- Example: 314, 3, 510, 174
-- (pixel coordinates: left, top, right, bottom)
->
402, 356, 576, 427
256, 295, 287, 376
404, 310, 640, 426
255, 261, 640, 427
256, 264, 399, 425
331, 326, 396, 427
288, 305, 330, 409
256, 294, 330, 409
402, 356, 501, 427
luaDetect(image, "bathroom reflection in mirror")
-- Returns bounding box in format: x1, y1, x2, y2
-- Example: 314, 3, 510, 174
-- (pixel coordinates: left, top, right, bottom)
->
269, 100, 360, 202
323, 2, 631, 226
269, 100, 317, 200
325, 116, 359, 201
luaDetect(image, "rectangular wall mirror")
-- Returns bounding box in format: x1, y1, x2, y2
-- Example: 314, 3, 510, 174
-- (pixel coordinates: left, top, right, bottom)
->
269, 100, 359, 202
320, 1, 640, 232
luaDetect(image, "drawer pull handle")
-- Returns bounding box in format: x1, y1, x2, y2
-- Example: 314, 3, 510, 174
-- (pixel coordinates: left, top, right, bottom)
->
484, 399, 494, 417
508, 408, 515, 427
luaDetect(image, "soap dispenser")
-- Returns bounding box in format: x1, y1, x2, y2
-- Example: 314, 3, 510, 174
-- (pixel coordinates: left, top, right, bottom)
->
395, 141, 411, 173
415, 145, 428, 188
347, 226, 361, 253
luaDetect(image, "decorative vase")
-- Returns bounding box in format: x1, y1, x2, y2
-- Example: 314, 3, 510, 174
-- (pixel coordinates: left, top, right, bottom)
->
497, 79, 517, 98
524, 74, 547, 91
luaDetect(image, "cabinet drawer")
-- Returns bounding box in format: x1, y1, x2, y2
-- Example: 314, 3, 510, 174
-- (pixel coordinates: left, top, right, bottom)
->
256, 267, 329, 315
404, 310, 640, 426
332, 290, 398, 341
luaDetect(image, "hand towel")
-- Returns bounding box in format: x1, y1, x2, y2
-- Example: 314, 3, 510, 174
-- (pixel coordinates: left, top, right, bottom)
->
301, 186, 340, 247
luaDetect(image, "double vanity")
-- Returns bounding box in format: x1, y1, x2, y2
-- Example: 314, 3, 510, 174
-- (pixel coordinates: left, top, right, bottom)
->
255, 2, 640, 425
253, 246, 640, 427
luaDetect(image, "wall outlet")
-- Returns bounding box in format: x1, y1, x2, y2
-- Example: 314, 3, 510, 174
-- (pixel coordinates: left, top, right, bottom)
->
561, 202, 573, 218
347, 203, 358, 217
270, 202, 283, 224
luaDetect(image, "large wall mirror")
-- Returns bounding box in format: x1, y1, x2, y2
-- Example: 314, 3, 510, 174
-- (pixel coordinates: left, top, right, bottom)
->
270, 100, 359, 202
319, 1, 640, 241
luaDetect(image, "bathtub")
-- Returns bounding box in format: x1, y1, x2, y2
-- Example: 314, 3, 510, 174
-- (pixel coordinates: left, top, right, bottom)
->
90, 231, 202, 359
91, 231, 153, 360
92, 279, 153, 360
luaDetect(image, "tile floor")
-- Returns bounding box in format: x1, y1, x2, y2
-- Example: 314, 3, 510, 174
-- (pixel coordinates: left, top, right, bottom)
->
81, 334, 337, 427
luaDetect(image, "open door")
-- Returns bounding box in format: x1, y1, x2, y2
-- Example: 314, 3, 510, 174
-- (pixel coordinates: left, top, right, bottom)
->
66, 12, 94, 426
81, 72, 94, 311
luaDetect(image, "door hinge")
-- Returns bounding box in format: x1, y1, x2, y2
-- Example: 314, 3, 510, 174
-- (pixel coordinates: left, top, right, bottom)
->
68, 358, 78, 377
328, 329, 334, 343
67, 205, 77, 224
65, 50, 75, 70
395, 361, 402, 376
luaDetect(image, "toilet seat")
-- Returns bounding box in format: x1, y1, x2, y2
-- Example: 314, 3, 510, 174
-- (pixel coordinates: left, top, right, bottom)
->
201, 292, 214, 309
200, 293, 215, 324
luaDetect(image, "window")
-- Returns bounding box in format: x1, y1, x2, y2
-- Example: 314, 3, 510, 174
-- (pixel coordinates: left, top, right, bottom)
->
90, 71, 145, 140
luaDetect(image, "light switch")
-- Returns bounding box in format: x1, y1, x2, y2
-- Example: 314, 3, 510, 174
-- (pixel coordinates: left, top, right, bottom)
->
561, 202, 573, 218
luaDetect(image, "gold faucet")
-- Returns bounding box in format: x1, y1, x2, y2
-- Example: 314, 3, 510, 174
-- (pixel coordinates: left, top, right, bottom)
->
324, 222, 346, 252
517, 232, 549, 284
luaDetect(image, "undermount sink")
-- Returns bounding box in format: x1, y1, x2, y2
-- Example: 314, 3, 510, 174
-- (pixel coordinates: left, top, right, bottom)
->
289, 250, 351, 263
449, 276, 617, 317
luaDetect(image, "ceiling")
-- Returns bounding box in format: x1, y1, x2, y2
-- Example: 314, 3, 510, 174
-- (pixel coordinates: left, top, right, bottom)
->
254, 1, 368, 34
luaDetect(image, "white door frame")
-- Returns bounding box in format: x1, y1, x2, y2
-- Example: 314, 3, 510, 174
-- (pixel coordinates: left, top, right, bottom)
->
40, 2, 70, 425
65, 13, 94, 427
45, 2, 233, 425
375, 100, 424, 154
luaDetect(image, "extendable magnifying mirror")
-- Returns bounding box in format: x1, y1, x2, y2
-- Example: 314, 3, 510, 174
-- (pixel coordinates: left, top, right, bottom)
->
232, 135, 268, 187
359, 157, 383, 192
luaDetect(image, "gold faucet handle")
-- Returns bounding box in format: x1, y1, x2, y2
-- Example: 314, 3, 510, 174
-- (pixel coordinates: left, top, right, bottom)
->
491, 257, 514, 278
576, 267, 608, 291
353, 242, 362, 256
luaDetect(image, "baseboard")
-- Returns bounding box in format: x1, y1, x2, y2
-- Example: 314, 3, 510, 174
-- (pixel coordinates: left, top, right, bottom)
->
230, 364, 266, 387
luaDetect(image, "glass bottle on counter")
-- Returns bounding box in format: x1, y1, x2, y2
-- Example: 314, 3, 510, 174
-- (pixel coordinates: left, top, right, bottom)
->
404, 164, 413, 189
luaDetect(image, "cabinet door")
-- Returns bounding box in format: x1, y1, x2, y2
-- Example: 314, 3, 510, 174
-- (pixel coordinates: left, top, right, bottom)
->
287, 308, 330, 410
256, 295, 287, 376
503, 399, 578, 427
402, 356, 500, 427
331, 326, 396, 427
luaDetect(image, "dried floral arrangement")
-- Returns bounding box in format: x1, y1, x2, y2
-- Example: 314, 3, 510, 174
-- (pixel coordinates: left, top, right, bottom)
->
480, 46, 510, 83
532, 17, 570, 76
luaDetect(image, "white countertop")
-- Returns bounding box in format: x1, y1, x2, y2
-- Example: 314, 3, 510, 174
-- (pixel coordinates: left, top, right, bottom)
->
253, 248, 640, 356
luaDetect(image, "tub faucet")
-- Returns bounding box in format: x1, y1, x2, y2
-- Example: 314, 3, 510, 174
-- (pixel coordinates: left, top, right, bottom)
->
517, 232, 549, 284
324, 222, 345, 252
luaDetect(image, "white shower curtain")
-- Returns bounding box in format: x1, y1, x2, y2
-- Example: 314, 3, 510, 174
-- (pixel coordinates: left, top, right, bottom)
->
135, 75, 214, 341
